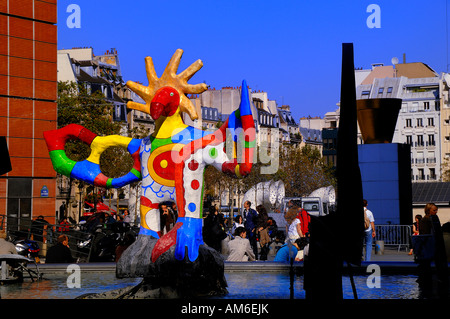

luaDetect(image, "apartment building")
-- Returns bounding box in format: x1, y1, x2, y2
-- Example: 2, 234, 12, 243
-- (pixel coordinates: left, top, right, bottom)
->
0, 0, 58, 229
356, 62, 441, 182
439, 74, 450, 170
278, 105, 301, 145
57, 47, 132, 125
57, 47, 150, 219
192, 86, 280, 148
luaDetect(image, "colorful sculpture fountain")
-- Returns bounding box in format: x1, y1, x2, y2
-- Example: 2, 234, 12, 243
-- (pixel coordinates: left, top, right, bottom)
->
44, 49, 255, 296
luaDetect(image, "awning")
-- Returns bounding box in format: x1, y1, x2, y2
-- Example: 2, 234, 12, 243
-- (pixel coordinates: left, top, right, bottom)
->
84, 201, 116, 213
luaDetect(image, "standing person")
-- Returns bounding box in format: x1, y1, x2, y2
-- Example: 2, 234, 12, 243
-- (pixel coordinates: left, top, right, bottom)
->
285, 206, 303, 244
58, 216, 71, 233
243, 201, 258, 260
45, 235, 74, 263
203, 205, 226, 252
415, 203, 449, 297
363, 199, 376, 261
160, 203, 174, 235
226, 227, 255, 262
171, 202, 178, 223
409, 214, 422, 255
256, 205, 270, 261
30, 215, 50, 243
419, 203, 435, 235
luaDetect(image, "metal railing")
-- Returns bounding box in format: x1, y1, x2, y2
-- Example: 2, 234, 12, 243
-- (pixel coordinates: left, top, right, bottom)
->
0, 215, 93, 262
374, 224, 412, 252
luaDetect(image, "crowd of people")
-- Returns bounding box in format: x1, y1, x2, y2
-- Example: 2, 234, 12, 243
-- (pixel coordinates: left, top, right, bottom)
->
200, 200, 312, 263
2, 197, 449, 275
10, 197, 446, 265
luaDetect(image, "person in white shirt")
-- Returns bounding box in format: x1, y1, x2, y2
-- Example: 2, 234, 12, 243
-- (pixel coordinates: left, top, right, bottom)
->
363, 199, 376, 261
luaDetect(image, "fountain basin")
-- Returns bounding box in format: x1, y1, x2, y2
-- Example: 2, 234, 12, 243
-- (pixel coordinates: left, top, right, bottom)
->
0, 261, 425, 299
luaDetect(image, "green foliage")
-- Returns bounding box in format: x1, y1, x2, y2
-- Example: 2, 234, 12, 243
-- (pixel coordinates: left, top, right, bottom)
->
57, 81, 132, 179
278, 144, 336, 197
203, 143, 336, 202
441, 158, 450, 182
58, 81, 121, 135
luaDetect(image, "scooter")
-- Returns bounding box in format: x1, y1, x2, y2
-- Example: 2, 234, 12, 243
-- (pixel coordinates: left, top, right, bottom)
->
14, 238, 41, 263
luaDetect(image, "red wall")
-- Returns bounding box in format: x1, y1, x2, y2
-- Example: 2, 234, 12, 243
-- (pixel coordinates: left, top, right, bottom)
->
0, 0, 58, 223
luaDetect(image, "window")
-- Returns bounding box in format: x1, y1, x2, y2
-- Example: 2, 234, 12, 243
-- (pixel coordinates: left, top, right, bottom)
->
417, 118, 423, 127
418, 168, 425, 180
427, 117, 434, 126
387, 87, 393, 93
361, 90, 370, 96
406, 135, 413, 146
7, 178, 32, 233
417, 135, 424, 147
429, 168, 436, 180
378, 87, 384, 94
416, 151, 424, 164
428, 134, 435, 146
401, 103, 408, 113
424, 102, 430, 110
428, 151, 436, 163
405, 119, 412, 128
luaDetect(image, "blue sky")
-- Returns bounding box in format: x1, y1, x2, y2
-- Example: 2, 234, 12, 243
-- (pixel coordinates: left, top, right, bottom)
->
57, 0, 450, 121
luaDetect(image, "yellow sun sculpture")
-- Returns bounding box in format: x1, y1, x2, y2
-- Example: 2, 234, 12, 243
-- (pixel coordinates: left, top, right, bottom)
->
126, 49, 208, 120
44, 49, 255, 264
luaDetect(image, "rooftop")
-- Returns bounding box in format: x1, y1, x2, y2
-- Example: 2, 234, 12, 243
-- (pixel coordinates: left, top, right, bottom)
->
412, 182, 450, 205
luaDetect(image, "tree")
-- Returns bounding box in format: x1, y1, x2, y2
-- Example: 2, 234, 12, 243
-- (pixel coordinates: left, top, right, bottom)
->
203, 141, 335, 214
57, 81, 134, 217
441, 158, 450, 182
279, 144, 335, 197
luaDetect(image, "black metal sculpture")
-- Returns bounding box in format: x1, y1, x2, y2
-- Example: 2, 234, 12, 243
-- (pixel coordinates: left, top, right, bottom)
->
304, 43, 364, 300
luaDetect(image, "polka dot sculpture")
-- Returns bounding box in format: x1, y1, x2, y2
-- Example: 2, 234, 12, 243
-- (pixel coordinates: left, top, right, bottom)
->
44, 49, 255, 263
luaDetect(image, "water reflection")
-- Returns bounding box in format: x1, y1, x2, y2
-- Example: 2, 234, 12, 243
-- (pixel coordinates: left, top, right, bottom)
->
0, 273, 141, 299
0, 272, 419, 299
341, 275, 420, 299
222, 273, 304, 299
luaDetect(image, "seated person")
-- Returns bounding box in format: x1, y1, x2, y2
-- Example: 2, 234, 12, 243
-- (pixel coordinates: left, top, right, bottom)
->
45, 235, 74, 263
274, 237, 308, 262
0, 232, 17, 255
226, 227, 256, 262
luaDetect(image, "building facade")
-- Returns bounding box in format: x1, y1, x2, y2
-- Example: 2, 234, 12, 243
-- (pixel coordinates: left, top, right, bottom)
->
57, 47, 130, 125
278, 105, 301, 145
356, 65, 442, 182
439, 74, 450, 173
0, 0, 58, 229
56, 47, 150, 221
